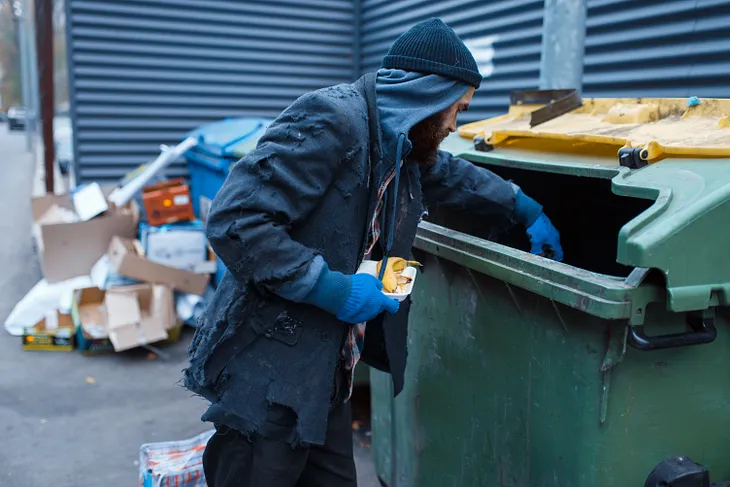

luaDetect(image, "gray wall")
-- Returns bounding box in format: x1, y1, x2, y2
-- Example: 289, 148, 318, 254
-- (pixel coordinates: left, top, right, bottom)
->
67, 0, 730, 183
66, 0, 355, 183
360, 0, 545, 124
583, 0, 730, 97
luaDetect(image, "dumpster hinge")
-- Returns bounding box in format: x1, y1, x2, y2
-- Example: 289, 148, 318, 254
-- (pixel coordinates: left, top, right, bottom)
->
618, 147, 649, 169
473, 135, 493, 152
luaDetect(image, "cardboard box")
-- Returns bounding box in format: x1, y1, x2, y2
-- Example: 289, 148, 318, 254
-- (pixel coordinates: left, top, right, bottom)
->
105, 284, 173, 352
71, 182, 109, 221
32, 189, 139, 283
71, 287, 114, 354
108, 237, 210, 295
142, 178, 195, 226
140, 221, 207, 270
22, 311, 75, 352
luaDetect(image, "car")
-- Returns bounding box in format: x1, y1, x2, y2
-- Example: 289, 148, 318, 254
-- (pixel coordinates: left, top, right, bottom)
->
7, 106, 28, 131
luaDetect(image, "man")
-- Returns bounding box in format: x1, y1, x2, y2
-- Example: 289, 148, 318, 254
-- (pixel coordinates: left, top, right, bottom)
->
185, 18, 562, 486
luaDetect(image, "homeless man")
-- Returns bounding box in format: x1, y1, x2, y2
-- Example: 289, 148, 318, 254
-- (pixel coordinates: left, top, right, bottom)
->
184, 17, 563, 487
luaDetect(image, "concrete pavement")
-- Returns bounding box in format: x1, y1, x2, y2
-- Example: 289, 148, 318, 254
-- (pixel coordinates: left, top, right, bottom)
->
0, 123, 379, 487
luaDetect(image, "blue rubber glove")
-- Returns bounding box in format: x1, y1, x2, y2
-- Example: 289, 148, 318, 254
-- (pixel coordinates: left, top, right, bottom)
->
526, 213, 564, 261
513, 189, 563, 261
337, 274, 400, 323
302, 264, 400, 324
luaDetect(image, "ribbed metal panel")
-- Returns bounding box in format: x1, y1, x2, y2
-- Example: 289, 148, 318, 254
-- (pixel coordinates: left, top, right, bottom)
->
66, 0, 355, 183
584, 0, 730, 98
359, 0, 545, 123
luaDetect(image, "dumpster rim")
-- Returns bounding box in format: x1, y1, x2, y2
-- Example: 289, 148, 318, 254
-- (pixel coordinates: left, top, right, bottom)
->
414, 221, 658, 320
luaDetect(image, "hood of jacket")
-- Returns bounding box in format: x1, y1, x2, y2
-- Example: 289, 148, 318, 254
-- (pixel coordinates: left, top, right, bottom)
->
372, 68, 471, 271
375, 68, 471, 166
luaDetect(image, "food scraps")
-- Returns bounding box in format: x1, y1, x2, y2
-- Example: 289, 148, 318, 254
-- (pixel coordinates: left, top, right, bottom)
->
376, 257, 421, 293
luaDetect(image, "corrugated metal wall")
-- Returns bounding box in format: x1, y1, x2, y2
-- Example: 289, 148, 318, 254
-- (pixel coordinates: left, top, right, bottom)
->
584, 0, 730, 97
67, 0, 730, 182
66, 0, 355, 183
359, 0, 545, 123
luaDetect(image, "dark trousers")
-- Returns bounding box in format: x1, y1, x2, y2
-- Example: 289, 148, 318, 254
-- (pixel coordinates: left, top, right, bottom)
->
202, 365, 357, 487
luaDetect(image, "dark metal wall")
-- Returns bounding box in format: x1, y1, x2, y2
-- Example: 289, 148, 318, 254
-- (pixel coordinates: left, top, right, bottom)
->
583, 0, 730, 97
359, 0, 545, 124
66, 0, 355, 183
67, 0, 730, 183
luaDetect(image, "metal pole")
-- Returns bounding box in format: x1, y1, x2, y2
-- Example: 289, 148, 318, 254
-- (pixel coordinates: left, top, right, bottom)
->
35, 0, 55, 193
538, 0, 587, 92
13, 0, 32, 151
25, 11, 38, 160
27, 2, 40, 134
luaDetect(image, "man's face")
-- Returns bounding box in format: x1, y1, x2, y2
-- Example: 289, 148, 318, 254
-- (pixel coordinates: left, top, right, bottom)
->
409, 87, 475, 166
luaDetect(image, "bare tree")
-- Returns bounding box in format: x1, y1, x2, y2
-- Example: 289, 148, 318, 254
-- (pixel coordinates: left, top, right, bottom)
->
0, 0, 22, 108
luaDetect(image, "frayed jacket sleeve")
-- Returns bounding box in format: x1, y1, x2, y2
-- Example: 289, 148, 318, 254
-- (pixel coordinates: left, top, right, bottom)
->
420, 149, 517, 219
206, 92, 353, 297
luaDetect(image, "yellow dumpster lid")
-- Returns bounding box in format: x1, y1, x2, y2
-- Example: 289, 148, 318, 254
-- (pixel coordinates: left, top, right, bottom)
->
459, 96, 730, 163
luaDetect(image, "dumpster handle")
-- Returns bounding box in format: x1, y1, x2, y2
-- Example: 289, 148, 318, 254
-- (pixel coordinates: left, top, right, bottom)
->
628, 313, 717, 351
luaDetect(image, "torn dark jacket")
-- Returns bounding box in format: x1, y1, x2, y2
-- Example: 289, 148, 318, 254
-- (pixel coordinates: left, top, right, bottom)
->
183, 73, 518, 446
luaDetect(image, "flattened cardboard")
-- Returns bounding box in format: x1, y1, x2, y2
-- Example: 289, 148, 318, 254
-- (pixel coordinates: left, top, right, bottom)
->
108, 237, 210, 295
104, 284, 172, 352
22, 311, 75, 352
32, 204, 80, 252
32, 190, 139, 283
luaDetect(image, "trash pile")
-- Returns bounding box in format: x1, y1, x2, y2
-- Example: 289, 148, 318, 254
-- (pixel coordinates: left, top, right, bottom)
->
5, 117, 271, 355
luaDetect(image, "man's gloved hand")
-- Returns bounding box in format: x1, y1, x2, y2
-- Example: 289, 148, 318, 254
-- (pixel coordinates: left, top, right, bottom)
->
513, 188, 564, 262
526, 213, 563, 261
337, 274, 400, 323
302, 263, 400, 324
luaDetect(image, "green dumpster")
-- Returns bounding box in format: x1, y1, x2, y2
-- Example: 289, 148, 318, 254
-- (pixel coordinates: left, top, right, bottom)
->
371, 96, 730, 487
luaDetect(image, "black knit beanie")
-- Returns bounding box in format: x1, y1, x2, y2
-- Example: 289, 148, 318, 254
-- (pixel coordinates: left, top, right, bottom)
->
381, 18, 482, 89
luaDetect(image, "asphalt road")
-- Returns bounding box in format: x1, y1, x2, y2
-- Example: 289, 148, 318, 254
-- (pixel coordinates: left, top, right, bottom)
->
0, 123, 378, 487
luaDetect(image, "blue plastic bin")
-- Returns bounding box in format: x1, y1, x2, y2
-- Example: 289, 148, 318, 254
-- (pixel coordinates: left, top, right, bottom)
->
184, 117, 271, 286
185, 117, 271, 217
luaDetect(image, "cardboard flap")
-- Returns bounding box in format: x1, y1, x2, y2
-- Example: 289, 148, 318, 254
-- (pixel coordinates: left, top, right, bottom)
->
108, 237, 210, 295
151, 285, 174, 327
142, 178, 187, 194
109, 323, 167, 352
105, 290, 142, 330
104, 284, 172, 351
36, 205, 80, 226
32, 194, 73, 221
75, 287, 109, 338
38, 203, 138, 283
29, 311, 75, 334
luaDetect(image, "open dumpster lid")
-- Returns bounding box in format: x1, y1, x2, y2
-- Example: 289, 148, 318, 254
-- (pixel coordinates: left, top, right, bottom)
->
459, 96, 730, 164
436, 95, 730, 315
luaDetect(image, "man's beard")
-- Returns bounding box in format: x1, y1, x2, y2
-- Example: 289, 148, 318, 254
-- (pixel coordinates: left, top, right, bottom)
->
408, 111, 451, 167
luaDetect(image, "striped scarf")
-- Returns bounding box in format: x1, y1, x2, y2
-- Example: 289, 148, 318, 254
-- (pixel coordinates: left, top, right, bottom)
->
341, 162, 401, 399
